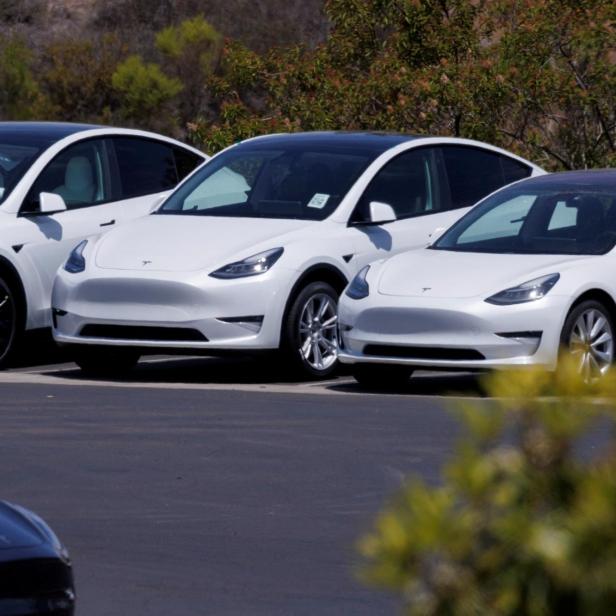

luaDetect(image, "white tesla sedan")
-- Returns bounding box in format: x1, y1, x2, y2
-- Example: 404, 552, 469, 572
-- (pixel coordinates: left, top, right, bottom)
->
52, 131, 542, 378
338, 170, 616, 386
0, 122, 206, 366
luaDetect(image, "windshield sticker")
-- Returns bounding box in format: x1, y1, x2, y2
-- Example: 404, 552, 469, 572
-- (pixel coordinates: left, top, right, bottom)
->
307, 193, 330, 209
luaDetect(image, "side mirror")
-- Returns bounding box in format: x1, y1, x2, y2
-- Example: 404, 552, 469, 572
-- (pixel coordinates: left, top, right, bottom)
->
39, 192, 67, 214
369, 201, 397, 225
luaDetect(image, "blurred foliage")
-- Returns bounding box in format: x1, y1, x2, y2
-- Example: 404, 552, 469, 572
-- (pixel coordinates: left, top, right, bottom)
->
156, 15, 222, 123
111, 55, 183, 131
0, 37, 47, 120
0, 1, 615, 163
359, 356, 616, 615
92, 0, 326, 53
192, 0, 616, 167
38, 34, 128, 124
0, 0, 46, 24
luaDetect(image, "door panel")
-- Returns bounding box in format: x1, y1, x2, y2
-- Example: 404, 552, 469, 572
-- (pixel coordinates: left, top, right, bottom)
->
348, 147, 457, 270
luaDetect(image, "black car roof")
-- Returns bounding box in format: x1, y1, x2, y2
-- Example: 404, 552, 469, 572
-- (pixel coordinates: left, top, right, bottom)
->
241, 131, 422, 154
519, 169, 616, 190
0, 121, 102, 146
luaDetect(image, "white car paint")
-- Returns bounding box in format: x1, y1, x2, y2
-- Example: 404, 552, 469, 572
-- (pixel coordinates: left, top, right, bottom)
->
51, 132, 543, 377
0, 124, 206, 336
338, 171, 616, 377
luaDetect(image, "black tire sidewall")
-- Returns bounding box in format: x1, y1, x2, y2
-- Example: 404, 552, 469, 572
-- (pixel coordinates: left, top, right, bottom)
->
0, 276, 20, 369
281, 281, 339, 379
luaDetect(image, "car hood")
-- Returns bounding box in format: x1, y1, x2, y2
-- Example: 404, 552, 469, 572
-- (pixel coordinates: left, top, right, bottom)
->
0, 502, 45, 551
377, 248, 590, 298
94, 214, 314, 272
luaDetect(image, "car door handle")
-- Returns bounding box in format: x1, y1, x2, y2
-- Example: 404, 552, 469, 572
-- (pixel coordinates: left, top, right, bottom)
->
100, 219, 115, 227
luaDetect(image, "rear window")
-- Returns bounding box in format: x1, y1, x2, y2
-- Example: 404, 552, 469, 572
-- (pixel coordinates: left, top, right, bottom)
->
173, 147, 204, 181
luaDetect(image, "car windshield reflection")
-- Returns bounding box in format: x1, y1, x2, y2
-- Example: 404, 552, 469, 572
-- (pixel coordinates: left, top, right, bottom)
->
158, 146, 378, 220
434, 186, 616, 256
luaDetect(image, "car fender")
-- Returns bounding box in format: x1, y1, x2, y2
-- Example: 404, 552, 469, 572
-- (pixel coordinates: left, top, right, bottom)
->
0, 244, 44, 330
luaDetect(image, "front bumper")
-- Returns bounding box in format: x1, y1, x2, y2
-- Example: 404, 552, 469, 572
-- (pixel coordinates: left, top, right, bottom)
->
52, 266, 296, 350
338, 293, 570, 370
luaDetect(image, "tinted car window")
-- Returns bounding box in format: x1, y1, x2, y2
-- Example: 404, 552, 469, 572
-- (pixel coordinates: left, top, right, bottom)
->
441, 146, 532, 209
23, 138, 111, 212
353, 148, 440, 222
501, 155, 532, 184
0, 143, 45, 206
435, 185, 616, 255
159, 145, 374, 221
113, 137, 178, 199
173, 146, 204, 181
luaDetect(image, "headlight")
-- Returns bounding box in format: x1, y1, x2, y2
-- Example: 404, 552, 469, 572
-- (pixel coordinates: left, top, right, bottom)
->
210, 247, 284, 279
64, 240, 88, 273
345, 265, 371, 300
486, 273, 560, 305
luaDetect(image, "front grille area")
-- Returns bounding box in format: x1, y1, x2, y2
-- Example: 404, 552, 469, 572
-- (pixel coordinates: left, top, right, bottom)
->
79, 324, 208, 342
0, 558, 72, 597
363, 344, 485, 361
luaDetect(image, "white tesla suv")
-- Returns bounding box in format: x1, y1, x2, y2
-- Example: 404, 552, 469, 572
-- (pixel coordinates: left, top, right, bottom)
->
52, 131, 542, 378
339, 170, 616, 386
0, 122, 206, 366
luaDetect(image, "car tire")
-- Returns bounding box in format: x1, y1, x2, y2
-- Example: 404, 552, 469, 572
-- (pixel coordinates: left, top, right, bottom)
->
351, 364, 413, 390
280, 281, 340, 380
0, 275, 21, 370
560, 299, 614, 382
71, 345, 141, 377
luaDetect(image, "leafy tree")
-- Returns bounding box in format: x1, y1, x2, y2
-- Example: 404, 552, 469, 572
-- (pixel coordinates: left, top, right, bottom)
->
156, 15, 222, 123
39, 34, 128, 124
111, 55, 183, 131
359, 359, 616, 615
191, 0, 616, 169
0, 37, 47, 120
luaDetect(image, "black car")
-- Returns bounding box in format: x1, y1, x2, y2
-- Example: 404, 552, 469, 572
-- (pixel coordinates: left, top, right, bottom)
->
0, 501, 74, 615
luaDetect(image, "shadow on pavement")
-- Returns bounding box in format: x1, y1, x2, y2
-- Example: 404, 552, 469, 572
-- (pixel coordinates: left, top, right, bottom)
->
40, 354, 347, 386
328, 371, 486, 397
10, 330, 69, 369
35, 351, 486, 397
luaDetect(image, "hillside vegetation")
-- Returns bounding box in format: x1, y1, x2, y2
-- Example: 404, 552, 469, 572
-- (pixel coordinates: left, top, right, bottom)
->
0, 0, 615, 170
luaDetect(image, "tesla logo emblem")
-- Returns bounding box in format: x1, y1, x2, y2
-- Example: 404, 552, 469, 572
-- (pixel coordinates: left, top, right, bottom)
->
422, 287, 431, 292
142, 260, 152, 266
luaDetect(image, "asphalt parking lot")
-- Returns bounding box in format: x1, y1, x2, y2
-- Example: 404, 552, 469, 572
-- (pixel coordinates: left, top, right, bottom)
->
1, 342, 484, 615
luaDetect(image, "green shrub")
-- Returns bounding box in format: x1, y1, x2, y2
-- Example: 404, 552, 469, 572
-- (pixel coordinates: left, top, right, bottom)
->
111, 55, 183, 131
359, 359, 616, 615
39, 34, 127, 124
156, 15, 222, 122
0, 37, 47, 120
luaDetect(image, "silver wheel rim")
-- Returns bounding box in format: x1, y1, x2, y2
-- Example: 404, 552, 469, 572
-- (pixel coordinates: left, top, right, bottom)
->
568, 308, 614, 383
298, 292, 338, 372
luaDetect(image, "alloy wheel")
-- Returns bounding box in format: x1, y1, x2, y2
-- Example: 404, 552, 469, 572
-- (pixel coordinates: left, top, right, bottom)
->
298, 292, 338, 372
568, 307, 614, 382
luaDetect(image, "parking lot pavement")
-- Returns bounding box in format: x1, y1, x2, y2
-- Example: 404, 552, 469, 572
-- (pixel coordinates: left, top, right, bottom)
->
0, 354, 481, 615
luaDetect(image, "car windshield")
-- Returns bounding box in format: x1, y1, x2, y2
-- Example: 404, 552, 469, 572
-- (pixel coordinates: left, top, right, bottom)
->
158, 144, 377, 220
433, 184, 616, 255
0, 142, 46, 205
